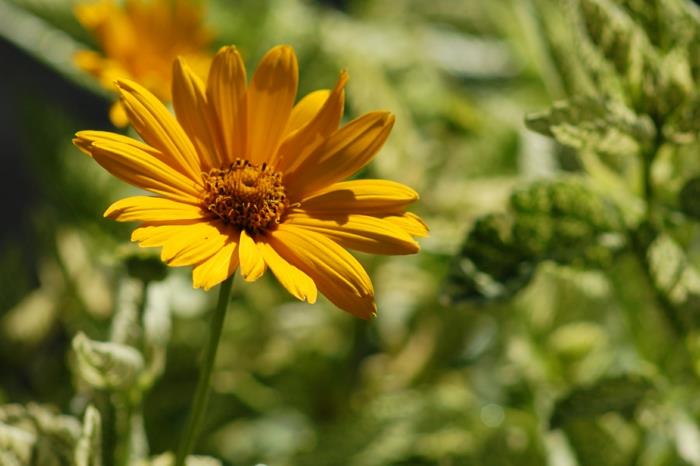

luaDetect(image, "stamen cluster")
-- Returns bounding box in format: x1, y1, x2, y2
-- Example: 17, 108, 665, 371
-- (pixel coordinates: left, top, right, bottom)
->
202, 159, 288, 234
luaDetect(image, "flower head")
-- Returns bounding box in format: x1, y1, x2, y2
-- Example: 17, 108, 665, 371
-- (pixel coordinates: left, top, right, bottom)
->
74, 0, 212, 126
74, 45, 427, 318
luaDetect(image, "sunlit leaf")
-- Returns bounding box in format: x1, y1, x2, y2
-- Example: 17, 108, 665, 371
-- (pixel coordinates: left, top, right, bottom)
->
525, 96, 655, 158
446, 178, 626, 303
578, 0, 655, 102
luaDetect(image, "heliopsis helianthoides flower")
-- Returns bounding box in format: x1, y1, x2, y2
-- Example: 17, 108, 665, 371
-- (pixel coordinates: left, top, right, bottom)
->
74, 0, 212, 127
74, 45, 427, 319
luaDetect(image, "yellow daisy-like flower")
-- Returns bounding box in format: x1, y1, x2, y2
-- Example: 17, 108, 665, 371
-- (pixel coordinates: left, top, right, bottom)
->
74, 0, 212, 127
74, 45, 427, 319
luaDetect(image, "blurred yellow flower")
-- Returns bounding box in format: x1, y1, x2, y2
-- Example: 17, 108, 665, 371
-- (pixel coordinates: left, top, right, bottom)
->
74, 45, 427, 318
74, 0, 212, 127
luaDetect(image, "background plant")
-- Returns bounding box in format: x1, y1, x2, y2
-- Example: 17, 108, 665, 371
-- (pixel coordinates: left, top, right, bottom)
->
4, 0, 700, 465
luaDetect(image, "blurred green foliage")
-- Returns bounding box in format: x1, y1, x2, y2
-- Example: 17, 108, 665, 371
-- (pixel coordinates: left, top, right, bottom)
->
6, 0, 700, 465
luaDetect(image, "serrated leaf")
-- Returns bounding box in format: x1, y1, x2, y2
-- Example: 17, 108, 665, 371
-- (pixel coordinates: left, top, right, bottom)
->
550, 375, 652, 428
525, 96, 655, 159
510, 178, 626, 266
0, 423, 34, 464
72, 332, 144, 391
578, 0, 656, 102
445, 178, 626, 304
618, 0, 698, 51
443, 213, 536, 304
0, 404, 82, 466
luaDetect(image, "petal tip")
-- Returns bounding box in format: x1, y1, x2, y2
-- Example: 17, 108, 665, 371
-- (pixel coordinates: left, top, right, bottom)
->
173, 56, 187, 71
216, 44, 238, 55
384, 113, 396, 127
72, 136, 94, 156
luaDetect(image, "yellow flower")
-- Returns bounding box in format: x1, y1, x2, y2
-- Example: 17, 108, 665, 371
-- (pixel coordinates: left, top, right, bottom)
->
74, 0, 212, 127
74, 45, 427, 319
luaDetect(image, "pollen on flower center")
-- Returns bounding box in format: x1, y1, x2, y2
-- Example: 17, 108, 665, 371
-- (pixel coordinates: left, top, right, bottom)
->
202, 159, 288, 234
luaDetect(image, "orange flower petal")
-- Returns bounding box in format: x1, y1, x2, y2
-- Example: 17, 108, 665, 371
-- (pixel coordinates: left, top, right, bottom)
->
299, 179, 418, 214
257, 239, 317, 303
132, 221, 230, 267
74, 130, 160, 158
285, 212, 419, 255
116, 78, 202, 180
76, 138, 201, 203
109, 101, 130, 128
238, 229, 266, 282
246, 45, 298, 165
284, 111, 394, 199
104, 196, 205, 222
172, 57, 222, 169
207, 46, 247, 163
273, 71, 347, 172
268, 225, 376, 319
285, 89, 331, 135
382, 212, 429, 238
193, 236, 240, 290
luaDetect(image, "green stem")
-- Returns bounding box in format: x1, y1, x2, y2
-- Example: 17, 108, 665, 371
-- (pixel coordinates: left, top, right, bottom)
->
115, 280, 150, 466
175, 274, 234, 466
100, 392, 116, 466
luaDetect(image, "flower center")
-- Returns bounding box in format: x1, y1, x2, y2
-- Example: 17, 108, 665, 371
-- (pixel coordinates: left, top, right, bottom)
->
202, 159, 288, 234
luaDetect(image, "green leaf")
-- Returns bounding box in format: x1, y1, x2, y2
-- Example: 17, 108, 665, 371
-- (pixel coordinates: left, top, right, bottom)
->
618, 0, 698, 51
525, 96, 655, 158
0, 423, 34, 465
72, 332, 145, 392
510, 177, 626, 266
444, 213, 536, 304
445, 178, 626, 304
550, 375, 652, 428
578, 0, 655, 102
0, 404, 82, 466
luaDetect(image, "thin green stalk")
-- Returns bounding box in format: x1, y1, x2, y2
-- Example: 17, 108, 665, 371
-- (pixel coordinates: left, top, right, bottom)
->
99, 392, 116, 466
114, 279, 150, 466
175, 274, 234, 466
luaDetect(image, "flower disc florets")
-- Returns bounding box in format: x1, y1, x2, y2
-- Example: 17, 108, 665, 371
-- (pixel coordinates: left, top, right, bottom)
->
202, 159, 288, 234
